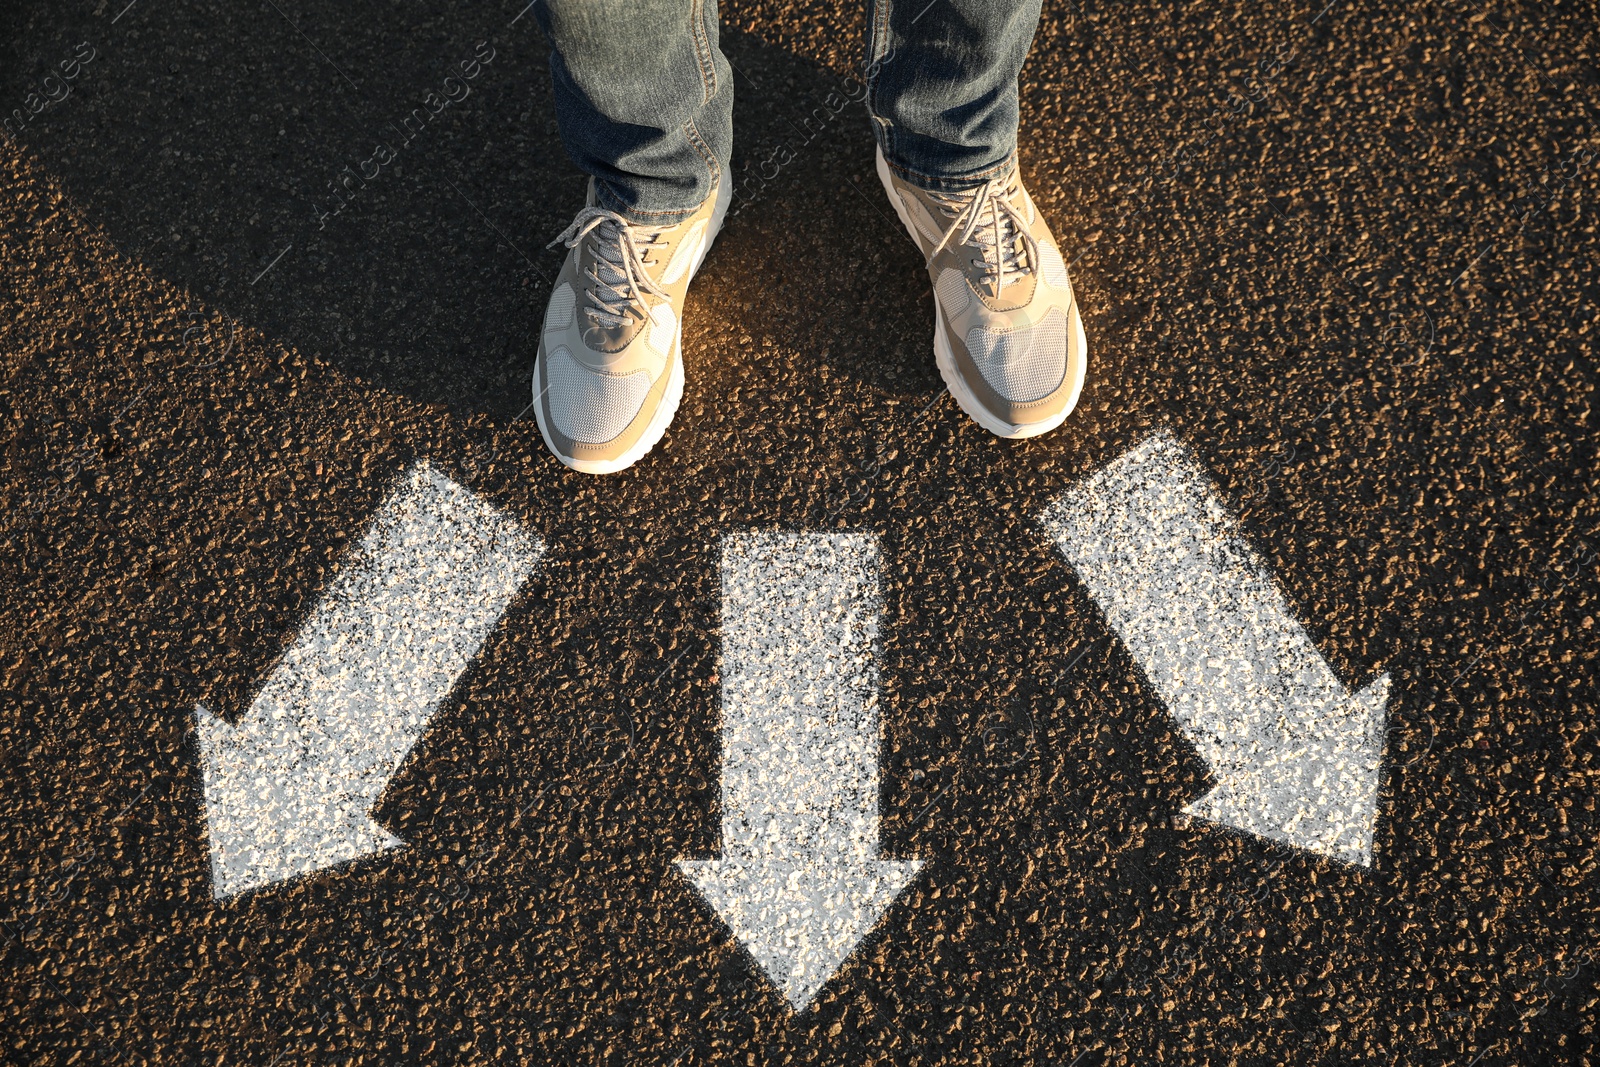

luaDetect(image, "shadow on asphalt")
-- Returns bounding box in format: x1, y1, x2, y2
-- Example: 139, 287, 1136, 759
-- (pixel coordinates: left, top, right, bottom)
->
1, 5, 932, 422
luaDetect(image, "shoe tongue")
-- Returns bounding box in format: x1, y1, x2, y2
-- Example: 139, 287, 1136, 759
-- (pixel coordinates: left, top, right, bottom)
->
591, 219, 626, 265
955, 189, 1029, 279
589, 221, 643, 298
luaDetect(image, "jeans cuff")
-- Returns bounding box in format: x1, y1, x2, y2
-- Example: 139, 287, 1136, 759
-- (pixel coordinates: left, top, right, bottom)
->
880, 150, 1019, 193
592, 180, 706, 227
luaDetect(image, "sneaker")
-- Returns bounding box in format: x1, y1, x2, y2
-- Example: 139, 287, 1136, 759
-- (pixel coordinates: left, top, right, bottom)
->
875, 147, 1087, 439
534, 178, 731, 474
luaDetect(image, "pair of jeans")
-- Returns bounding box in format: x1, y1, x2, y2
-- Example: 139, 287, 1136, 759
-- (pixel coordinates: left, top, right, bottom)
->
534, 0, 1045, 224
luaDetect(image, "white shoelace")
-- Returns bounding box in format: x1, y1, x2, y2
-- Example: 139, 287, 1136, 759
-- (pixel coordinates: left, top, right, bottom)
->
928, 176, 1040, 298
549, 208, 668, 329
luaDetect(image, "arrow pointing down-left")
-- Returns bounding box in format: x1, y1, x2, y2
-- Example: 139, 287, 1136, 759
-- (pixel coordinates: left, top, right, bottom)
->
194, 462, 541, 899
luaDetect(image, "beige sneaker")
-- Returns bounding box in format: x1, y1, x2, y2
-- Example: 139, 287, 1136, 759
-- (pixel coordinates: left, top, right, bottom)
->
534, 179, 730, 474
875, 147, 1087, 439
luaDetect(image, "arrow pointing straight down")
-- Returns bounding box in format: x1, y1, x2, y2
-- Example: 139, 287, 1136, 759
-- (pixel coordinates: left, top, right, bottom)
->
195, 462, 542, 899
678, 530, 924, 1011
1040, 432, 1389, 866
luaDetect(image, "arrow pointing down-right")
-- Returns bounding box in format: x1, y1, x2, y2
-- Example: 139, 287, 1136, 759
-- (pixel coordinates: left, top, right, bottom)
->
1041, 431, 1389, 866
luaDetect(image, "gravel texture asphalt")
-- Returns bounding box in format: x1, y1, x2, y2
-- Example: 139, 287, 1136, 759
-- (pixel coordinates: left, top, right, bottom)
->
2, 0, 1598, 1064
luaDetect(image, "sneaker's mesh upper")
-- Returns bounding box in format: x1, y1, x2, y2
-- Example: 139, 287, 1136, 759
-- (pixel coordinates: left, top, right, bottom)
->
965, 306, 1068, 404
911, 200, 945, 246
658, 221, 707, 285
1036, 243, 1070, 292
544, 346, 652, 444
936, 268, 971, 318
545, 282, 576, 333
648, 303, 677, 356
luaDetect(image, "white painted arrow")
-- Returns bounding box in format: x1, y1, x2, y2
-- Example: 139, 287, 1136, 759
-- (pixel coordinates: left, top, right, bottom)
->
677, 530, 924, 1011
1040, 432, 1388, 866
195, 462, 541, 899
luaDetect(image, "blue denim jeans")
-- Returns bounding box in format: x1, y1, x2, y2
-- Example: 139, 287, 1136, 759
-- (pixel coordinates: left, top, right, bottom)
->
534, 0, 1044, 224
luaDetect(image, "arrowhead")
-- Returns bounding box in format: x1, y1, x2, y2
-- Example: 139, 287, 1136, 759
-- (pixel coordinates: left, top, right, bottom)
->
195, 704, 405, 899
1182, 673, 1390, 866
676, 856, 924, 1010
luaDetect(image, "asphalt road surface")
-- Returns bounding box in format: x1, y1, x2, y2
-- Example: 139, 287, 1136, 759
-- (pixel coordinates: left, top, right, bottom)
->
3, 0, 1599, 1064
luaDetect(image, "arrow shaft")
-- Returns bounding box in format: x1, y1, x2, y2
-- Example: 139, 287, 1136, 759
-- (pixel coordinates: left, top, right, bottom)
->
717, 531, 882, 862
251, 465, 538, 790
1045, 434, 1345, 756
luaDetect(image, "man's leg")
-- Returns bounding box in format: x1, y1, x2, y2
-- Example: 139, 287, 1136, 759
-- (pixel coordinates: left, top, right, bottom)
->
531, 0, 736, 474
864, 0, 1088, 440
863, 0, 1042, 191
536, 0, 733, 223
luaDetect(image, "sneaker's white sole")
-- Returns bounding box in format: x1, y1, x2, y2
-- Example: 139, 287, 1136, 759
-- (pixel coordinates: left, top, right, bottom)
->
874, 147, 1087, 441
534, 176, 732, 475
